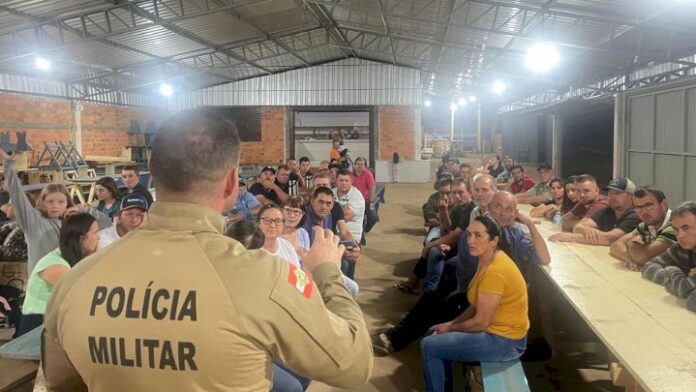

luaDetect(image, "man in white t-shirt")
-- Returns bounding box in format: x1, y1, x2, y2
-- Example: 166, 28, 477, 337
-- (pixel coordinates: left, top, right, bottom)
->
98, 194, 148, 248
333, 169, 365, 242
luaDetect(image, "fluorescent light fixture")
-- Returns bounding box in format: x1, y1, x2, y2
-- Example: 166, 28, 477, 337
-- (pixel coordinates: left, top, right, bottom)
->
457, 97, 467, 106
159, 83, 173, 97
525, 43, 560, 73
450, 102, 458, 112
424, 100, 432, 107
468, 95, 477, 103
35, 57, 51, 70
492, 81, 507, 95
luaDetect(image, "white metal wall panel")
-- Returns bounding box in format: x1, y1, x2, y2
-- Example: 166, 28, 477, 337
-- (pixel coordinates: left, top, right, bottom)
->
688, 88, 696, 154
687, 157, 696, 201
655, 91, 685, 153
655, 155, 683, 204
172, 58, 421, 109
627, 152, 653, 187
0, 73, 66, 97
628, 95, 654, 151
622, 80, 696, 204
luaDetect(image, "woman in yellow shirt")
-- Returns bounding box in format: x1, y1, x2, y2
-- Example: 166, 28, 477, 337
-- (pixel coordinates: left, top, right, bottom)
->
420, 216, 529, 391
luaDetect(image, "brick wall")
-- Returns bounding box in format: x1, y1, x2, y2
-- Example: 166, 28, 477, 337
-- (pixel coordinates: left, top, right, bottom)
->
378, 106, 416, 160
239, 107, 285, 165
0, 93, 164, 163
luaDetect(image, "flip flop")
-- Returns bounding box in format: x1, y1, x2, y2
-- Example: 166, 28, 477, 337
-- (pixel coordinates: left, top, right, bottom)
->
394, 283, 418, 295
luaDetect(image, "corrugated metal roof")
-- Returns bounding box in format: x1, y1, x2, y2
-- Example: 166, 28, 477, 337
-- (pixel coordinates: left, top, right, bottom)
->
0, 0, 694, 107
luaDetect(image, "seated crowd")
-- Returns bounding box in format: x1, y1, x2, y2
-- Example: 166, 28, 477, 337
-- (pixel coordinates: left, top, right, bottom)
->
1, 118, 695, 392
0, 140, 380, 391
378, 154, 696, 391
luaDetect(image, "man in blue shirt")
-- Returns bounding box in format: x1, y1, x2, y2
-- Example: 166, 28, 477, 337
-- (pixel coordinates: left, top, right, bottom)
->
374, 191, 550, 354
228, 181, 261, 221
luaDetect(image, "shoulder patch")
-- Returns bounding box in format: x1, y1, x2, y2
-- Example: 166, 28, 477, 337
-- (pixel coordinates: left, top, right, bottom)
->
287, 264, 313, 299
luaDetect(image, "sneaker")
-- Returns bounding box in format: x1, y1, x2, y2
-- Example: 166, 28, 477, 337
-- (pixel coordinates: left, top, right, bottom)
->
372, 332, 394, 356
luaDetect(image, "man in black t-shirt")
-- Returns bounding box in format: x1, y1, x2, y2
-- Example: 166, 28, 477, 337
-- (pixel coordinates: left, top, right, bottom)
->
550, 177, 641, 245
249, 166, 289, 205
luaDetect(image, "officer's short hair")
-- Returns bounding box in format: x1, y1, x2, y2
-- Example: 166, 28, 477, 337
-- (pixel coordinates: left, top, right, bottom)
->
150, 108, 240, 193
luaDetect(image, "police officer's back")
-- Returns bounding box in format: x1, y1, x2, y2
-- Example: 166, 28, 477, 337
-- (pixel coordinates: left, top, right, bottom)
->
42, 109, 373, 391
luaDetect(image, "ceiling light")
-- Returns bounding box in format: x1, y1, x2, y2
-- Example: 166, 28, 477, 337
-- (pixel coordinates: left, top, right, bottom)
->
424, 100, 432, 107
492, 81, 507, 95
525, 43, 560, 73
159, 83, 173, 97
468, 95, 477, 103
450, 102, 458, 112
35, 57, 51, 70
457, 97, 467, 106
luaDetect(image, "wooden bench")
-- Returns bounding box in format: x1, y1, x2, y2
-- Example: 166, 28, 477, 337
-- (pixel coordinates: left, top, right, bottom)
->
0, 329, 37, 391
481, 360, 530, 391
518, 205, 696, 391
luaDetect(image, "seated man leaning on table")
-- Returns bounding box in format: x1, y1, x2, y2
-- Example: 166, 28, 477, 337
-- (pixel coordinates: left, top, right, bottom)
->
642, 201, 696, 305
549, 177, 641, 245
609, 186, 675, 271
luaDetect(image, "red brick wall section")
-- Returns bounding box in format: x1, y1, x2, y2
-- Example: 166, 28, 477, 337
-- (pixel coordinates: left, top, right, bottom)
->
239, 107, 285, 165
0, 93, 165, 163
378, 106, 415, 160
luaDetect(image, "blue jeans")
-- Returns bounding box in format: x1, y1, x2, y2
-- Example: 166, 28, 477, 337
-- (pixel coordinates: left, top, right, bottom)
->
271, 363, 311, 392
420, 331, 527, 392
341, 258, 356, 280
424, 247, 447, 293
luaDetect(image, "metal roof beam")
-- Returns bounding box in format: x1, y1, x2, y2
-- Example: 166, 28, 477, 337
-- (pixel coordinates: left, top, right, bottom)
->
376, 0, 397, 64
303, 1, 357, 58
105, 0, 272, 75
0, 0, 271, 63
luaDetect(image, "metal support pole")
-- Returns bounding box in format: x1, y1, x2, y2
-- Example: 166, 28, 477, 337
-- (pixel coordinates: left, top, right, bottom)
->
551, 113, 562, 176
613, 92, 626, 177
476, 102, 482, 153
71, 100, 83, 154
450, 109, 455, 143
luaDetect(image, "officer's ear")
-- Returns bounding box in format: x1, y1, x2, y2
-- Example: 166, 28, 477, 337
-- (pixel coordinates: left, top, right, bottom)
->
223, 167, 239, 200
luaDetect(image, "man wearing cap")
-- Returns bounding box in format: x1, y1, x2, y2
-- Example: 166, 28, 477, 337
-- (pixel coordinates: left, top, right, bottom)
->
98, 194, 148, 248
41, 108, 373, 391
516, 164, 554, 206
610, 186, 676, 271
249, 166, 289, 205
227, 181, 261, 221
550, 177, 641, 245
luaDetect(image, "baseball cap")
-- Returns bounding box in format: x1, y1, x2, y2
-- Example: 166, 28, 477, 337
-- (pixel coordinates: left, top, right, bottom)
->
260, 166, 276, 175
120, 194, 148, 211
606, 177, 636, 194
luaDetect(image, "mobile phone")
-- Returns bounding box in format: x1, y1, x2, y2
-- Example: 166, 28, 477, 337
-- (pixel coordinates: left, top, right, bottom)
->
340, 240, 357, 250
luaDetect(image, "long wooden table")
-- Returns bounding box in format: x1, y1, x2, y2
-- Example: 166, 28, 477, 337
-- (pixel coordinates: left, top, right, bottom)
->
519, 205, 696, 392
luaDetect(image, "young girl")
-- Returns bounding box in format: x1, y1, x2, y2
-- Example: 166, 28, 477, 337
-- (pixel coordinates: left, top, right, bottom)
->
95, 176, 122, 220
2, 149, 111, 274
15, 213, 100, 337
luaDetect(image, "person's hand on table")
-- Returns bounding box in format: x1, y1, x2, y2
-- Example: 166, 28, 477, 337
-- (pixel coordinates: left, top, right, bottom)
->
548, 232, 575, 242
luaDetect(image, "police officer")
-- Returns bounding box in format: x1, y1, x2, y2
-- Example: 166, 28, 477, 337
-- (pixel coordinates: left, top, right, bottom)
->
42, 108, 373, 390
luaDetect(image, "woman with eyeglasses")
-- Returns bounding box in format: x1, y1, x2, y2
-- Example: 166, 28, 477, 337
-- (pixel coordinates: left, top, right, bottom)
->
281, 197, 359, 297
257, 204, 301, 268
280, 196, 309, 259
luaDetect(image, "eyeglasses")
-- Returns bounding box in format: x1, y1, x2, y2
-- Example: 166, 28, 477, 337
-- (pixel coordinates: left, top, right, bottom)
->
260, 217, 284, 226
282, 207, 304, 216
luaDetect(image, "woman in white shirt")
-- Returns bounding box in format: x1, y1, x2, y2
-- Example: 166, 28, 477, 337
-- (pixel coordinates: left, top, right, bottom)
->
257, 204, 302, 268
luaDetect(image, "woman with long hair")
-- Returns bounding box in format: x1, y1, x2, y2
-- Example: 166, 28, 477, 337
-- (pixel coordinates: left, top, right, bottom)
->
420, 216, 528, 391
15, 213, 100, 337
530, 176, 578, 219
1, 149, 110, 275
95, 176, 122, 220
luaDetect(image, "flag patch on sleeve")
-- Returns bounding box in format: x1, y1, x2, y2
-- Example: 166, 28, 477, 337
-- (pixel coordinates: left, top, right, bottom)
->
287, 264, 313, 299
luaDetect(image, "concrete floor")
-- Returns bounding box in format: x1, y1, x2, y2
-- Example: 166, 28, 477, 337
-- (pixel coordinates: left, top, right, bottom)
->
308, 164, 622, 392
